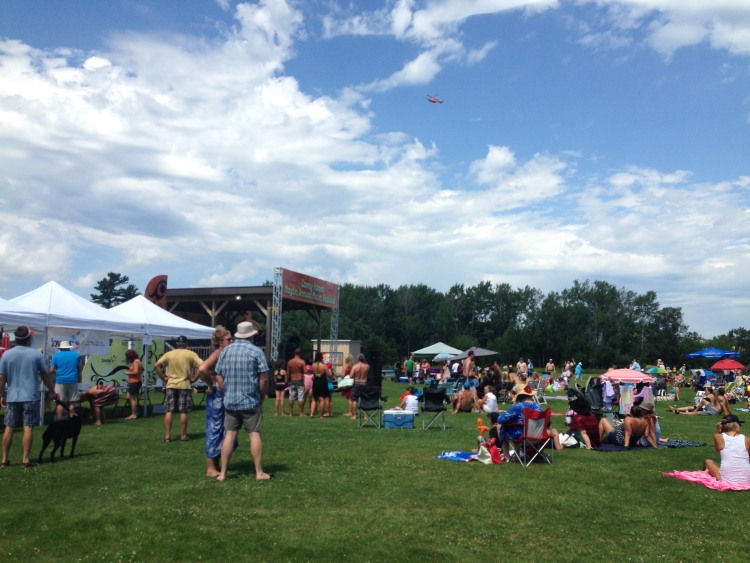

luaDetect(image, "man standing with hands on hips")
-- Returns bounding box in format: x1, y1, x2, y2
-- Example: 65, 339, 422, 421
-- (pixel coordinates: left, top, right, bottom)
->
215, 322, 272, 482
154, 335, 202, 442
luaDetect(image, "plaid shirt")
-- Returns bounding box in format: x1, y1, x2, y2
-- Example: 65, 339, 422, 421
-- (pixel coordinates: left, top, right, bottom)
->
215, 339, 269, 411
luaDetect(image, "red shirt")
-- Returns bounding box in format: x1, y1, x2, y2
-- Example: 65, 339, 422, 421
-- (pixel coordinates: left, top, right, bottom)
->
570, 413, 601, 448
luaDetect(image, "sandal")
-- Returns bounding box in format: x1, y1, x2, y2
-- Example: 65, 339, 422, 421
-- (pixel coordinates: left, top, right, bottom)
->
0, 461, 9, 467
180, 436, 191, 442
162, 438, 171, 443
22, 461, 39, 468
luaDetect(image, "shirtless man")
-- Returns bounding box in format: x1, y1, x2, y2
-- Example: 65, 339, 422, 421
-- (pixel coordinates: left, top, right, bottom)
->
286, 348, 307, 417
544, 359, 556, 377
503, 367, 516, 401
463, 351, 475, 380
517, 358, 528, 381
349, 354, 369, 417
452, 382, 478, 414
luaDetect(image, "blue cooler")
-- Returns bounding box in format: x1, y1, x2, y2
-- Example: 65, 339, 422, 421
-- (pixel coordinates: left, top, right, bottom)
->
383, 409, 414, 429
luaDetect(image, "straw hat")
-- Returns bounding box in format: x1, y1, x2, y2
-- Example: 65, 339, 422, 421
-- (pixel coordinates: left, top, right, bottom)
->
58, 341, 73, 350
512, 383, 535, 402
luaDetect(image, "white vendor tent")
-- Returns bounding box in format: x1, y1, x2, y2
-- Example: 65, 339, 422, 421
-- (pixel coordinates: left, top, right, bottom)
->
11, 281, 146, 336
0, 297, 48, 328
111, 295, 215, 339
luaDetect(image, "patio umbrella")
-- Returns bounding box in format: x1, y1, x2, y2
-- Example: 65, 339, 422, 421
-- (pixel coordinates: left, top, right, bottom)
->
645, 366, 667, 374
451, 347, 499, 361
686, 347, 740, 359
710, 359, 745, 371
600, 369, 654, 383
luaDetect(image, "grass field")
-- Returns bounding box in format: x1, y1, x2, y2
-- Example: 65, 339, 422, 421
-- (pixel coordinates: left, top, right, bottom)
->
0, 380, 747, 563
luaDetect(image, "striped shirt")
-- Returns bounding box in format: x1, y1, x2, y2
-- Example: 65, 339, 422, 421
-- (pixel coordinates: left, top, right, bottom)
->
215, 340, 269, 411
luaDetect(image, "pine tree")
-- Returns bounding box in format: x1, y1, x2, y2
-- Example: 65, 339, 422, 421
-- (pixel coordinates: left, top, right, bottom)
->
91, 273, 140, 309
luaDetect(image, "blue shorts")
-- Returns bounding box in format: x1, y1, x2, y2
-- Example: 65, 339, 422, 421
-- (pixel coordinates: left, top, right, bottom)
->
4, 401, 41, 427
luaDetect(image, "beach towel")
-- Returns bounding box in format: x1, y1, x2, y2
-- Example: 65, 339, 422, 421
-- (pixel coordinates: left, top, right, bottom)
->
435, 451, 477, 462
658, 440, 706, 448
594, 440, 705, 452
662, 470, 750, 491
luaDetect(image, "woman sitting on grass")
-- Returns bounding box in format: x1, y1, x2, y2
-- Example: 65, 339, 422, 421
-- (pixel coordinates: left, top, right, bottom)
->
705, 415, 750, 483
475, 385, 498, 413
599, 403, 657, 448
669, 387, 720, 416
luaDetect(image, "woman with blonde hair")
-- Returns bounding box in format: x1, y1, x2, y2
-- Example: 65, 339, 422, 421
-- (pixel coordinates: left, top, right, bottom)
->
198, 326, 237, 477
705, 415, 750, 482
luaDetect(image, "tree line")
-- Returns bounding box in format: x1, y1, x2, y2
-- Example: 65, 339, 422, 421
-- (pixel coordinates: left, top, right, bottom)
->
280, 279, 749, 369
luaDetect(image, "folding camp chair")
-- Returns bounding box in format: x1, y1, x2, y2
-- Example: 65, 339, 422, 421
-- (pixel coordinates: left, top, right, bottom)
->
508, 408, 554, 467
422, 387, 447, 430
357, 388, 383, 428
534, 378, 548, 405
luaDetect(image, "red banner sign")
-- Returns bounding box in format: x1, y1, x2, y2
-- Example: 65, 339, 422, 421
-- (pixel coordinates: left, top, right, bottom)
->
282, 269, 338, 309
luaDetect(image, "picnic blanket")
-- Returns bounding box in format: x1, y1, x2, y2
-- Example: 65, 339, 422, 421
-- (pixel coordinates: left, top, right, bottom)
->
594, 440, 705, 452
662, 470, 750, 491
435, 451, 477, 462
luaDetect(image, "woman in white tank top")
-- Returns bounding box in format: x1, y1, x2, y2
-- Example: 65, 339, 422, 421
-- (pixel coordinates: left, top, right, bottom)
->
705, 415, 750, 483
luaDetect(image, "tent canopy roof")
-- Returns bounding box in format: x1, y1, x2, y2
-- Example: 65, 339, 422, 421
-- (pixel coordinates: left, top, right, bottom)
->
10, 281, 146, 336
451, 347, 499, 361
0, 297, 49, 329
111, 295, 215, 339
686, 347, 740, 359
411, 342, 463, 356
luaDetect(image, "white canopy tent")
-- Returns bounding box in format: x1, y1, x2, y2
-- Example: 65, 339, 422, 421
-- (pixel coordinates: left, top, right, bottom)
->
111, 295, 215, 417
11, 281, 147, 336
0, 297, 48, 329
10, 281, 146, 424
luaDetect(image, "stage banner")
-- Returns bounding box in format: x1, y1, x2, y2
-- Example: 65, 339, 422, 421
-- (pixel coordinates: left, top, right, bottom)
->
82, 339, 165, 386
48, 328, 111, 356
282, 269, 339, 309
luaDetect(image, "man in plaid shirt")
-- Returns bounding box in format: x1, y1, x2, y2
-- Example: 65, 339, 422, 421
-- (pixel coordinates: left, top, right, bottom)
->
215, 322, 272, 481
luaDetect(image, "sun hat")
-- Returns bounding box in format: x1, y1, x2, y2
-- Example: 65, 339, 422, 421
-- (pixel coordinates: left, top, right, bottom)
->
640, 399, 655, 412
722, 414, 744, 425
58, 341, 73, 350
234, 321, 258, 339
512, 383, 535, 402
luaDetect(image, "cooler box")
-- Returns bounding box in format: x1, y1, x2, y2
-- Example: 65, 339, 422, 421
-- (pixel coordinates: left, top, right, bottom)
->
383, 409, 414, 429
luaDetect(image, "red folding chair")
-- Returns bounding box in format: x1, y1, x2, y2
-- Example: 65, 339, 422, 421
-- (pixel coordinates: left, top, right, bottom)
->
508, 408, 554, 467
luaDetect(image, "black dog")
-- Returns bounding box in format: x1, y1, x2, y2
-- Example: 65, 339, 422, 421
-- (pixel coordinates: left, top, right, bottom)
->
38, 404, 83, 464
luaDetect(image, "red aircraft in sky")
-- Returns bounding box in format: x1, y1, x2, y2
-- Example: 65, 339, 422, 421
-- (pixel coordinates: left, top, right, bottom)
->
426, 94, 444, 104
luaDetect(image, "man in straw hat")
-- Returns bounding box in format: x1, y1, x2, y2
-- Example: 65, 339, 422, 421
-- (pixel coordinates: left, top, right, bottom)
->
495, 383, 542, 460
214, 321, 272, 481
49, 340, 83, 421
0, 326, 56, 468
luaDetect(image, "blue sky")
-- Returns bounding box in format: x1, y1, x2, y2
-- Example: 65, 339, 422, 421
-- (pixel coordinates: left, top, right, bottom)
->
0, 0, 748, 337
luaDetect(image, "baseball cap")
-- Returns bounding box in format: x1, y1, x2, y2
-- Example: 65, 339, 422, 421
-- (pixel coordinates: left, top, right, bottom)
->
14, 326, 34, 340
722, 414, 744, 425
176, 336, 188, 344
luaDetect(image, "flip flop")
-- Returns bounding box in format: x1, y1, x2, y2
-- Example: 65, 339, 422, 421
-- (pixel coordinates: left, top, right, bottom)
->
162, 438, 171, 443
22, 461, 39, 468
0, 461, 10, 467
180, 436, 191, 442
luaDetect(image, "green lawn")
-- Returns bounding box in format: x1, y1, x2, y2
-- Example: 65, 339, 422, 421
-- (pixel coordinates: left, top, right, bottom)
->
0, 381, 747, 563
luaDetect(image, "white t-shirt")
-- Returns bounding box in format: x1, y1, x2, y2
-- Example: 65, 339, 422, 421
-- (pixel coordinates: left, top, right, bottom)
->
403, 394, 419, 415
482, 392, 498, 413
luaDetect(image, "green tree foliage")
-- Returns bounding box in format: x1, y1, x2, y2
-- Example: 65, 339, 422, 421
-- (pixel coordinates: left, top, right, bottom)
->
277, 278, 725, 368
90, 273, 140, 309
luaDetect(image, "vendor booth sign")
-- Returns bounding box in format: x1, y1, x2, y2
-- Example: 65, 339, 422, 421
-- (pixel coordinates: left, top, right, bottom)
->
48, 328, 110, 356
83, 339, 164, 386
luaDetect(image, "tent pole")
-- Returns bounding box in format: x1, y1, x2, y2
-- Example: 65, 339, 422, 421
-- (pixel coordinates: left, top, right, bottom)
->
41, 327, 48, 426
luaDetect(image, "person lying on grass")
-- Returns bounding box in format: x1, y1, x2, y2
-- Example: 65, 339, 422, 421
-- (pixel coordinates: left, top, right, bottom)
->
669, 387, 723, 416
496, 384, 542, 459
704, 414, 750, 483
599, 403, 657, 448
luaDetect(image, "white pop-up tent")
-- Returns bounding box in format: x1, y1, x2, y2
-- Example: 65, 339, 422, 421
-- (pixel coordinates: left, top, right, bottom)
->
11, 281, 147, 335
0, 297, 48, 329
111, 295, 215, 417
111, 295, 215, 339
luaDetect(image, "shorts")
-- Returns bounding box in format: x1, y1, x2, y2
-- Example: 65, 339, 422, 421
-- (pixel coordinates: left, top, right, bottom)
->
127, 382, 142, 397
4, 401, 40, 427
55, 383, 80, 403
164, 388, 193, 414
406, 371, 413, 379
350, 382, 367, 402
225, 407, 263, 434
505, 382, 515, 392
289, 381, 305, 402
275, 381, 287, 392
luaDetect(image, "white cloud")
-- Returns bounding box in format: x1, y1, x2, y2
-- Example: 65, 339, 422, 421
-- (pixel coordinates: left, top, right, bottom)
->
467, 41, 498, 64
